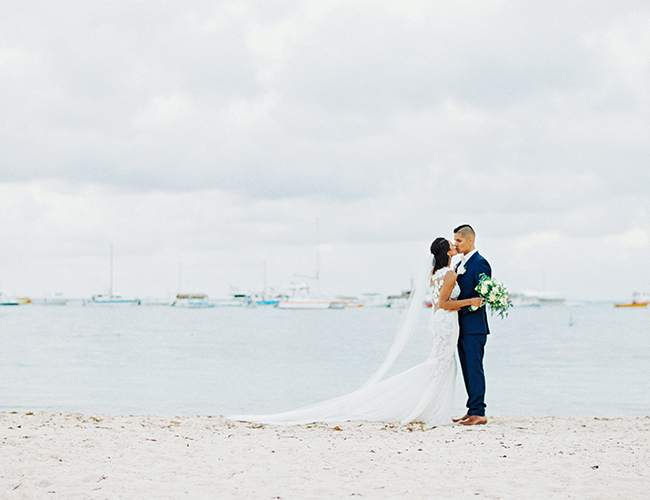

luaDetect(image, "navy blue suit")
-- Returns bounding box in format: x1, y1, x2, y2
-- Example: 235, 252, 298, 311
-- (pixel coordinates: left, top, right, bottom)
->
455, 251, 491, 417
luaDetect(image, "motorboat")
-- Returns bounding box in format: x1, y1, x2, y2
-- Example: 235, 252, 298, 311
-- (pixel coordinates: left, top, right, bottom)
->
171, 294, 217, 308
90, 294, 140, 306
615, 292, 649, 308
41, 294, 69, 306
139, 298, 172, 306
358, 293, 390, 307
277, 283, 341, 309
614, 302, 648, 308
277, 220, 345, 310
387, 291, 411, 308
0, 289, 21, 306
509, 293, 542, 307
212, 289, 253, 307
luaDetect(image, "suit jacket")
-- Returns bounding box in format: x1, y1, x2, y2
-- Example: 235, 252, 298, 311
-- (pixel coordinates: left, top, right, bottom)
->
456, 251, 491, 335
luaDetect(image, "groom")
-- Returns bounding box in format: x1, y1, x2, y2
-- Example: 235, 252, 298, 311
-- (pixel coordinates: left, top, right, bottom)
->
453, 224, 491, 426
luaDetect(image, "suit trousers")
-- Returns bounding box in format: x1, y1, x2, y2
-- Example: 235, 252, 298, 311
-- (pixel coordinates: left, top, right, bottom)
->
457, 333, 487, 416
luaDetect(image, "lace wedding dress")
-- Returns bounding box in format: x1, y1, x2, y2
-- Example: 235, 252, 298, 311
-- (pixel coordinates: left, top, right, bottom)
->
229, 266, 460, 426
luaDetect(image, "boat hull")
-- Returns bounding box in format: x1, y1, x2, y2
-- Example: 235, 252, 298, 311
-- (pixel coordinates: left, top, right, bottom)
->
277, 300, 333, 309
171, 300, 217, 308
89, 295, 140, 306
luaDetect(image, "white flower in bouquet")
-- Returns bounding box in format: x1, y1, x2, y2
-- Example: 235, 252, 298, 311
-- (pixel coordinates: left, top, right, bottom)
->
474, 273, 513, 319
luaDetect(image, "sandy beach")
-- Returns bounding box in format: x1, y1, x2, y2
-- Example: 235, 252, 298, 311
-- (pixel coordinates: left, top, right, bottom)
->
1, 412, 648, 499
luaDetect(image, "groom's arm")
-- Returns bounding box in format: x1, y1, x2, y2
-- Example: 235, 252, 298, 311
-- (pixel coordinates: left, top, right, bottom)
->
475, 258, 491, 280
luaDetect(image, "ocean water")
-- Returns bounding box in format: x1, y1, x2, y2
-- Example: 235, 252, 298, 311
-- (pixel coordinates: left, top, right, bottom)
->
0, 303, 648, 418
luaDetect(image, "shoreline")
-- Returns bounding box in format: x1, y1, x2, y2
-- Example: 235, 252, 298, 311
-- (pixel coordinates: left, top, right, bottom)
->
2, 412, 649, 499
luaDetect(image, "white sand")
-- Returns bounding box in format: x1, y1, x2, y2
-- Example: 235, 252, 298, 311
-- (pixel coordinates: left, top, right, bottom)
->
1, 412, 648, 499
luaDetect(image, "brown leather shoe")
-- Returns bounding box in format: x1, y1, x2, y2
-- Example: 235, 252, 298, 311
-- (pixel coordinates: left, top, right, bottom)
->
452, 414, 470, 423
460, 415, 488, 425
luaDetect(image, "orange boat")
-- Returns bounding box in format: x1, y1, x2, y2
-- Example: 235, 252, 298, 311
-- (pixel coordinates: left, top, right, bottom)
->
614, 301, 648, 308
615, 293, 649, 307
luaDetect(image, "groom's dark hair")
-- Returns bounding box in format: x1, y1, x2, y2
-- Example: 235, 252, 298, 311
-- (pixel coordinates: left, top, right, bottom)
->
454, 224, 475, 237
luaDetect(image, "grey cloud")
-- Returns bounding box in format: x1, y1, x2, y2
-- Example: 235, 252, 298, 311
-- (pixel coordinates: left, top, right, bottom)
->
274, 3, 607, 115
1, 0, 649, 212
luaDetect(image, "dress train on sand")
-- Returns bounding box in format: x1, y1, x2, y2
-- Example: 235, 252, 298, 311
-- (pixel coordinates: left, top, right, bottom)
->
229, 266, 459, 426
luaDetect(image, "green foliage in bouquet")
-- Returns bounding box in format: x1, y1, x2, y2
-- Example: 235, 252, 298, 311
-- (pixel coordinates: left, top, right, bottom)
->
475, 273, 513, 319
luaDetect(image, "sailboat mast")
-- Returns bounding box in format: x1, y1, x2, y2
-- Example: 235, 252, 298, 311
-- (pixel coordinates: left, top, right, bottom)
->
263, 260, 267, 297
293, 218, 322, 293
109, 243, 113, 296
178, 262, 183, 294
316, 218, 321, 294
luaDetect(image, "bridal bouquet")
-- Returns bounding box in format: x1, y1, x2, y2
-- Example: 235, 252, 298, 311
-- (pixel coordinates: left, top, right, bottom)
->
475, 273, 513, 318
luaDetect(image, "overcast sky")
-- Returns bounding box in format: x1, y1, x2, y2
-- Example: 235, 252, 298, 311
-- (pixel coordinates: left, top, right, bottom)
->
1, 0, 649, 301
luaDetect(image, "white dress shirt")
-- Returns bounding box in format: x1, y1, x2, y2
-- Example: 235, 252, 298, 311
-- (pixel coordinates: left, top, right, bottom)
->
457, 249, 477, 275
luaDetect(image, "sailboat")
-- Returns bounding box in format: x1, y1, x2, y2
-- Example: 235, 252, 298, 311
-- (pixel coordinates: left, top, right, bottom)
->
90, 244, 140, 305
277, 219, 345, 310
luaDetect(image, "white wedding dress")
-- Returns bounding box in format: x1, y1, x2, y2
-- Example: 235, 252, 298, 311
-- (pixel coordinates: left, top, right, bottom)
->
229, 266, 460, 426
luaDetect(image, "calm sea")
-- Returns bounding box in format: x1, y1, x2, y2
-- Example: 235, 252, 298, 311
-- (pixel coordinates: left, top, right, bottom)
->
0, 303, 648, 418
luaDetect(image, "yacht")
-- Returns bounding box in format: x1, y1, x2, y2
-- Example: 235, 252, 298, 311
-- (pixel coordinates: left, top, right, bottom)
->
0, 289, 20, 306
90, 294, 140, 306
277, 219, 345, 310
277, 283, 343, 309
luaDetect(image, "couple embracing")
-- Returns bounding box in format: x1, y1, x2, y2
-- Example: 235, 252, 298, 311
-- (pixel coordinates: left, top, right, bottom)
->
439, 224, 490, 426
231, 224, 492, 427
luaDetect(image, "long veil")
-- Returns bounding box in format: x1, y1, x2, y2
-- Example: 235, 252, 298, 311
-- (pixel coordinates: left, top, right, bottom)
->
228, 252, 440, 425
361, 253, 432, 386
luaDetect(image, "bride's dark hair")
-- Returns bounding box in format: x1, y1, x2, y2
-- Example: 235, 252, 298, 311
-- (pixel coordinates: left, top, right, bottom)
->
430, 237, 451, 274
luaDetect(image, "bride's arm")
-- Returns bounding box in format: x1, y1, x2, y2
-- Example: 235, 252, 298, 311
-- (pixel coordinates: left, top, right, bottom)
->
438, 271, 483, 311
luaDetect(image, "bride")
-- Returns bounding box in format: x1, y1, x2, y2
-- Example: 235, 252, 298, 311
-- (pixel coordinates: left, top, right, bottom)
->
229, 237, 484, 426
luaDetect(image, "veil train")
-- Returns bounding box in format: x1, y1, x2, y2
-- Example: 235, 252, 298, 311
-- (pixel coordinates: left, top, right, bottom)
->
227, 253, 455, 426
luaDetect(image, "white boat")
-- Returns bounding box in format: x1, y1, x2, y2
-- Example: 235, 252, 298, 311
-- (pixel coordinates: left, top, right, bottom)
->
277, 300, 334, 309
359, 292, 390, 307
277, 220, 345, 310
333, 296, 363, 308
277, 283, 341, 309
41, 294, 69, 306
387, 291, 411, 308
513, 291, 564, 306
0, 289, 21, 306
510, 293, 541, 307
213, 297, 251, 307
335, 293, 390, 308
90, 245, 140, 306
212, 288, 253, 307
249, 292, 281, 306
171, 294, 217, 308
139, 298, 172, 306
251, 264, 281, 306
90, 294, 140, 306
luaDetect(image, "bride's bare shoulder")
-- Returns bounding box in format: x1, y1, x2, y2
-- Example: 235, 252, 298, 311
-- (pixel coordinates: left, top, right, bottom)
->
443, 268, 457, 283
